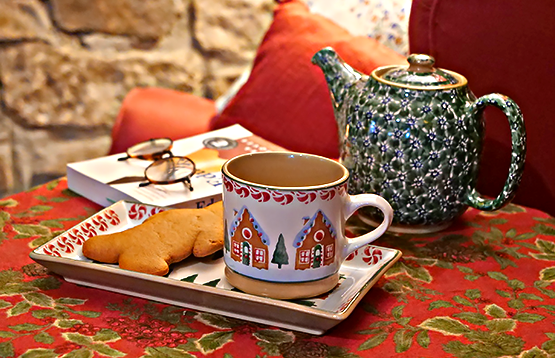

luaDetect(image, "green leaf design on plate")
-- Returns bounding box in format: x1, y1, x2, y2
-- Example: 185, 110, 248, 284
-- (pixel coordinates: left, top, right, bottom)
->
203, 279, 220, 287
485, 304, 507, 318
0, 331, 16, 338
358, 332, 388, 351
540, 267, 555, 281
196, 331, 234, 354
253, 329, 294, 344
419, 316, 470, 335
181, 274, 198, 283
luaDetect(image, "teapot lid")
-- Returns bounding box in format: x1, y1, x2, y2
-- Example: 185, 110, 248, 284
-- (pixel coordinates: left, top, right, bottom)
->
373, 54, 467, 90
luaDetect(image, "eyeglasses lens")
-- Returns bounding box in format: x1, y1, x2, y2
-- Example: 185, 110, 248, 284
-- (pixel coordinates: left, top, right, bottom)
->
145, 157, 195, 183
127, 138, 173, 158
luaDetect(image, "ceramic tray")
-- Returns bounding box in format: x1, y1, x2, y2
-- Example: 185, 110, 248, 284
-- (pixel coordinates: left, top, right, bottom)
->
30, 201, 402, 335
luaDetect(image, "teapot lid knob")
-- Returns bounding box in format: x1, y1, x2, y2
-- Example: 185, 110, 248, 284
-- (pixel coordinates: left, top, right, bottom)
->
377, 53, 466, 89
407, 54, 435, 73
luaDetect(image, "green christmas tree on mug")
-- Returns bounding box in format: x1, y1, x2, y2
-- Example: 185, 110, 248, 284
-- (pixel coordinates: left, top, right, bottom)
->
271, 234, 289, 269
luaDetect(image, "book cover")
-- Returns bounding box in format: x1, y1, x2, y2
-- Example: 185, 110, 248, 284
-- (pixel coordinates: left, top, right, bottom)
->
67, 125, 287, 208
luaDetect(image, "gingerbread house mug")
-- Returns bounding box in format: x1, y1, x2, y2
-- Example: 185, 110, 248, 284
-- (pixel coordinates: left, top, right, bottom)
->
221, 152, 393, 299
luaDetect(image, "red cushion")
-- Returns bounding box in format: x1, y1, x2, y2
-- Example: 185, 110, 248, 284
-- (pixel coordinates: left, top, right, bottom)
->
210, 0, 405, 159
409, 0, 555, 215
109, 87, 216, 155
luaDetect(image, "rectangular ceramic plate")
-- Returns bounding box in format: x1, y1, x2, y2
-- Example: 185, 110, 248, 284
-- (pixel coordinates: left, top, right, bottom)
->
30, 201, 402, 335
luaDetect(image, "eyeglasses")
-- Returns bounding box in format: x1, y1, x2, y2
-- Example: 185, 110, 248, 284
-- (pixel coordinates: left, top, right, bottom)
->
118, 138, 174, 161
113, 138, 196, 191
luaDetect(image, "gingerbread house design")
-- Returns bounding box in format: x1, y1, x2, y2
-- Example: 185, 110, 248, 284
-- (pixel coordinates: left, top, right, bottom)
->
293, 210, 337, 270
229, 206, 270, 270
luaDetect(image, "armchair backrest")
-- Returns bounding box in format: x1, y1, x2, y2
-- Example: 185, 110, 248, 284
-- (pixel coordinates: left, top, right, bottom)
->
409, 0, 555, 215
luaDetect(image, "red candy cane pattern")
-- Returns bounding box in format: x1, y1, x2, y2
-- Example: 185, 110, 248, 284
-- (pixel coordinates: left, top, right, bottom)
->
129, 204, 148, 220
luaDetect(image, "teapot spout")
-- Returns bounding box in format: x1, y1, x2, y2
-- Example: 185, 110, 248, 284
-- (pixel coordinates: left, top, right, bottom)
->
311, 47, 362, 109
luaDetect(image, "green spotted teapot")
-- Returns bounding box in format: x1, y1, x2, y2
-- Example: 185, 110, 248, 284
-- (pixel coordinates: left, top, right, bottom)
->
312, 49, 526, 233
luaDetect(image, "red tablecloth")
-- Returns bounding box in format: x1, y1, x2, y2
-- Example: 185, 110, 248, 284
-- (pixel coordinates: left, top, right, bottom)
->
2, 178, 555, 357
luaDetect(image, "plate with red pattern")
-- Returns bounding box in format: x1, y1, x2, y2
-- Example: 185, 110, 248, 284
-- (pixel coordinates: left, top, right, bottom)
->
30, 200, 402, 335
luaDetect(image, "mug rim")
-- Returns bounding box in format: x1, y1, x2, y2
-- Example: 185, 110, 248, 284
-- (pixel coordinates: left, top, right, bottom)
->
222, 151, 349, 191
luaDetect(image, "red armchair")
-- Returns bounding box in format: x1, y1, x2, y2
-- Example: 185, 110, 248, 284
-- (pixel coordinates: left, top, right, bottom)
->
109, 0, 555, 216
409, 0, 555, 216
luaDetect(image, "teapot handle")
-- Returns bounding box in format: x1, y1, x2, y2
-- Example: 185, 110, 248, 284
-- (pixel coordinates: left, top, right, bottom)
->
465, 93, 527, 211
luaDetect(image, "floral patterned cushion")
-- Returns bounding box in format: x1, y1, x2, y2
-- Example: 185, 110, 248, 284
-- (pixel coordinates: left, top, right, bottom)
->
215, 0, 411, 113
305, 0, 412, 56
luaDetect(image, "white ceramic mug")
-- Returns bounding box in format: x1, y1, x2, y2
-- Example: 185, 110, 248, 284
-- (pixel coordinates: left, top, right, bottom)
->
221, 152, 393, 299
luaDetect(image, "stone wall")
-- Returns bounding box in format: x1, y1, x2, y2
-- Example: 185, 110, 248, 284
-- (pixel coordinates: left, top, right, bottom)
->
0, 0, 274, 197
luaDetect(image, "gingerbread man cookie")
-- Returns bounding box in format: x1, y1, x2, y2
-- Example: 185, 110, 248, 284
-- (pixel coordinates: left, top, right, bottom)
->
82, 202, 223, 276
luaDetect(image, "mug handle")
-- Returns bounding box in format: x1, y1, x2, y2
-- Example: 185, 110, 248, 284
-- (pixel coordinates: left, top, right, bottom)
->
465, 93, 527, 211
343, 194, 393, 258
